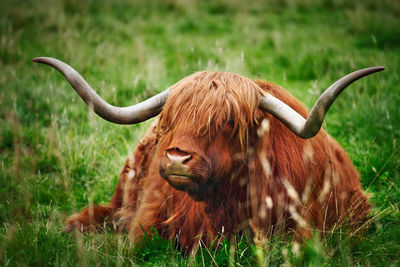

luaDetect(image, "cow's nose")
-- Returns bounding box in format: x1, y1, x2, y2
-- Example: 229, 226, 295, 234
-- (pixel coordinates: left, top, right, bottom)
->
166, 148, 193, 166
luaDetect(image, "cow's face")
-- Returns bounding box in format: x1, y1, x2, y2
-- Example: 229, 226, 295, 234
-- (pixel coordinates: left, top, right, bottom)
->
157, 71, 263, 200
158, 117, 245, 200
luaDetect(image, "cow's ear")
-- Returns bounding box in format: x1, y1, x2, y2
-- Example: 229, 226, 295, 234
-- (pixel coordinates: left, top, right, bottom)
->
255, 116, 271, 139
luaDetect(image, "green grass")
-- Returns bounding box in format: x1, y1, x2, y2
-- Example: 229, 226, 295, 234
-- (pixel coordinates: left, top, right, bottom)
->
1, 0, 399, 265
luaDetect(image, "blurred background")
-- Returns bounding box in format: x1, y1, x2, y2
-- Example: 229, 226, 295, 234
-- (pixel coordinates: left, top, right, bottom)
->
0, 0, 399, 265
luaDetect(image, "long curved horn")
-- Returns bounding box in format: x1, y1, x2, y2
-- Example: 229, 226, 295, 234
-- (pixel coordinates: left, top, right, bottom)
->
32, 57, 169, 124
259, 66, 385, 139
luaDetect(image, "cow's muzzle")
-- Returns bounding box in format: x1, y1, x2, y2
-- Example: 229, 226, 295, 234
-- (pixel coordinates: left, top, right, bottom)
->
164, 148, 193, 178
159, 147, 209, 196
159, 148, 195, 184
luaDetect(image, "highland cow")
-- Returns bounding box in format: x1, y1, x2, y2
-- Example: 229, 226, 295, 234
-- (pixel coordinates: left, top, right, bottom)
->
33, 57, 383, 253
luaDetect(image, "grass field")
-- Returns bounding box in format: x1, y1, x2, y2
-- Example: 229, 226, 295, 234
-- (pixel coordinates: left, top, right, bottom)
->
1, 0, 399, 265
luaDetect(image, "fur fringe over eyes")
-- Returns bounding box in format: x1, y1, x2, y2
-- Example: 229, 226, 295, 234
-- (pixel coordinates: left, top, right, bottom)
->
159, 71, 264, 149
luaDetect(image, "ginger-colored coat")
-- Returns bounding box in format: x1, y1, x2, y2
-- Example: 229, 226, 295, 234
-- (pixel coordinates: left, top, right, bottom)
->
66, 71, 370, 253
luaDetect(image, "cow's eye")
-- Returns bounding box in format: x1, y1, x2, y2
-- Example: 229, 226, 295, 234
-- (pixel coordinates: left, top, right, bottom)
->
228, 118, 235, 127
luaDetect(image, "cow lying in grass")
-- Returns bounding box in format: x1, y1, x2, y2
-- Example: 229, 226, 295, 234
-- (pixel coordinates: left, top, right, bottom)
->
34, 57, 383, 253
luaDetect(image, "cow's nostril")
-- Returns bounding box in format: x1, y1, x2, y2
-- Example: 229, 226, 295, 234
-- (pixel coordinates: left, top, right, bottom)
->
182, 156, 192, 164
166, 152, 192, 165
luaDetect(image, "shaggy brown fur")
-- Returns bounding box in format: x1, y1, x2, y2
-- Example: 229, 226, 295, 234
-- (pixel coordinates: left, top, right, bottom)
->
65, 71, 370, 253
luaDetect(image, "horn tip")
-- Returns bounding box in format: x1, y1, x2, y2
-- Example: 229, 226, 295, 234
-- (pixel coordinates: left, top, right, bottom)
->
363, 66, 385, 75
32, 57, 45, 63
